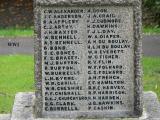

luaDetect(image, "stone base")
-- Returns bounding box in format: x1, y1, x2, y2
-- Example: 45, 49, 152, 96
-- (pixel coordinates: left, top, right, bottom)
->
0, 114, 10, 120
10, 92, 160, 120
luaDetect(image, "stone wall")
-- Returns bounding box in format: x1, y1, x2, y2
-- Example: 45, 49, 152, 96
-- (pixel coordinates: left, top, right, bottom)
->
0, 0, 33, 28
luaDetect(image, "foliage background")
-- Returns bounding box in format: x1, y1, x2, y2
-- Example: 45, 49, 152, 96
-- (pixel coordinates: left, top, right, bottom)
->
143, 0, 160, 27
0, 0, 33, 28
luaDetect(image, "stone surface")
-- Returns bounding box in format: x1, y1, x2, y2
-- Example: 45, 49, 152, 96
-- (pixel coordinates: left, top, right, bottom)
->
34, 0, 142, 118
0, 114, 10, 120
41, 6, 135, 118
11, 92, 35, 120
35, 0, 141, 6
143, 91, 160, 119
10, 92, 160, 120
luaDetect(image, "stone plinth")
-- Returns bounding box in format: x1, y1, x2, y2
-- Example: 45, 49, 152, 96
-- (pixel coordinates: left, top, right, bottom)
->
10, 92, 160, 120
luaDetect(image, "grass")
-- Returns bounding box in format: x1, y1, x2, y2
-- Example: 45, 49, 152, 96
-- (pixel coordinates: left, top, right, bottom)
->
143, 26, 160, 35
143, 57, 160, 99
0, 55, 34, 113
0, 55, 160, 113
0, 28, 34, 37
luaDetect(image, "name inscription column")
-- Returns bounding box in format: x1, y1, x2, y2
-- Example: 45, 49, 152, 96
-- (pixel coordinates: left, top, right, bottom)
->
42, 8, 85, 112
86, 7, 134, 111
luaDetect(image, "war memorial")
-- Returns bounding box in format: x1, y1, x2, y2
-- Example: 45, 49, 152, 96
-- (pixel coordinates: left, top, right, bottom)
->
7, 0, 160, 120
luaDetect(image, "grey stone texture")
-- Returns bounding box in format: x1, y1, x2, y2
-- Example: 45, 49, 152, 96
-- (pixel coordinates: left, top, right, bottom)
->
35, 0, 141, 6
11, 92, 35, 120
143, 91, 160, 119
34, 0, 142, 118
0, 114, 10, 120
10, 92, 160, 120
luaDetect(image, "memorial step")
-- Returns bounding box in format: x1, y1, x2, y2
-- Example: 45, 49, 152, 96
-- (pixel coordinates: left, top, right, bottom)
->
10, 92, 160, 120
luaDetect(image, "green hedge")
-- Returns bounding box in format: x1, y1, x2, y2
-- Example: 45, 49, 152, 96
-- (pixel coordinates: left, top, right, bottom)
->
143, 0, 160, 27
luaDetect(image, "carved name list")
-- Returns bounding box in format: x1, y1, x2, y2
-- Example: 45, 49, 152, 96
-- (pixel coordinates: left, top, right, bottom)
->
41, 6, 134, 116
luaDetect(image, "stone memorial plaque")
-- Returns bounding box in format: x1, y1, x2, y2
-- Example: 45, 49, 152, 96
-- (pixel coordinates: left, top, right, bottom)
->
34, 0, 142, 118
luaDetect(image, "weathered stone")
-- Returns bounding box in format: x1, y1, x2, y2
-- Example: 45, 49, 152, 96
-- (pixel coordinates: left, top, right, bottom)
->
0, 114, 10, 120
34, 0, 142, 119
11, 92, 35, 120
10, 92, 160, 120
143, 91, 160, 119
